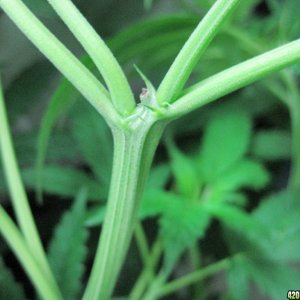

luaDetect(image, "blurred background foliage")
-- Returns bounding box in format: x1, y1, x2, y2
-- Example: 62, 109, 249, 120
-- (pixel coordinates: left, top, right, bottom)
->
0, 0, 300, 299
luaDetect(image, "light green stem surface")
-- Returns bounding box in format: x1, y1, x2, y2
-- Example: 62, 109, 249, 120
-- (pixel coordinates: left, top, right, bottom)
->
134, 222, 151, 266
83, 108, 166, 300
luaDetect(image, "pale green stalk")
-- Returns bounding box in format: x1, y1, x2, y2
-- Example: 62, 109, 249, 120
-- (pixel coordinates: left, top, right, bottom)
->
135, 222, 151, 266
159, 257, 231, 297
129, 238, 163, 300
83, 109, 167, 300
283, 72, 300, 190
167, 39, 300, 119
0, 77, 61, 297
157, 0, 241, 104
0, 206, 62, 300
0, 0, 120, 125
46, 0, 135, 116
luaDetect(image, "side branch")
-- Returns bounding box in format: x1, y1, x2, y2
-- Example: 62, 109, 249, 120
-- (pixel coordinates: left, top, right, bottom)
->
157, 0, 241, 105
166, 39, 300, 119
0, 0, 120, 125
46, 0, 136, 116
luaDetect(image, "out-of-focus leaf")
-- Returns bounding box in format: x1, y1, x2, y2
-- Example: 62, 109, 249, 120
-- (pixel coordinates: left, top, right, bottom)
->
253, 190, 300, 262
23, 166, 106, 200
70, 101, 113, 186
146, 163, 170, 189
227, 252, 300, 300
144, 0, 154, 10
48, 189, 88, 299
140, 189, 175, 219
5, 62, 55, 122
24, 0, 57, 17
225, 190, 300, 300
0, 257, 28, 300
84, 205, 106, 227
251, 130, 291, 161
160, 197, 210, 269
205, 202, 265, 236
213, 159, 270, 191
35, 56, 96, 201
234, 0, 260, 21
267, 0, 300, 42
197, 111, 251, 182
167, 140, 200, 199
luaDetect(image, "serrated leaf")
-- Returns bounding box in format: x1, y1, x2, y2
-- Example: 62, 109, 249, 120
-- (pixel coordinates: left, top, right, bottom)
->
251, 130, 291, 161
252, 190, 300, 262
0, 257, 28, 300
48, 189, 89, 299
249, 260, 300, 300
167, 140, 200, 199
197, 111, 251, 182
160, 197, 210, 268
227, 252, 300, 300
213, 159, 270, 191
224, 190, 300, 300
70, 101, 113, 186
23, 166, 106, 200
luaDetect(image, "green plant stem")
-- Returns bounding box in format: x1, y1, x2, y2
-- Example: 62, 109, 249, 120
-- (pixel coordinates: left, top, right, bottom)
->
83, 109, 166, 300
135, 222, 150, 266
167, 39, 300, 119
129, 238, 163, 300
283, 72, 300, 190
0, 206, 62, 300
0, 78, 61, 297
0, 0, 120, 125
189, 246, 204, 300
46, 0, 135, 116
159, 257, 231, 297
157, 0, 241, 104
142, 270, 169, 300
223, 25, 290, 106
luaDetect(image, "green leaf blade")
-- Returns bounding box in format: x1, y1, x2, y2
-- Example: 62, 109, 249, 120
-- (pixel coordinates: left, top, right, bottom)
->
48, 190, 89, 299
0, 257, 28, 300
251, 130, 291, 161
198, 111, 251, 182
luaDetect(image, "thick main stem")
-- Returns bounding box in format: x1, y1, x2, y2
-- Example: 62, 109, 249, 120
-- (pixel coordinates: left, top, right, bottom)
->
83, 110, 165, 300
